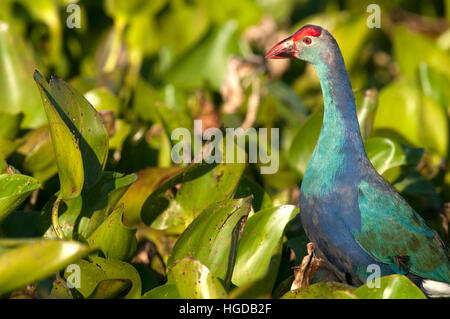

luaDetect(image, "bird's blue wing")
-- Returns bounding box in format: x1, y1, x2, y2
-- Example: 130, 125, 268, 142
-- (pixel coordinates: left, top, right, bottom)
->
354, 179, 449, 283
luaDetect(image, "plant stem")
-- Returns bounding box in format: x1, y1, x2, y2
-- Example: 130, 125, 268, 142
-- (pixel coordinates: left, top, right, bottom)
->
103, 17, 126, 73
52, 197, 64, 240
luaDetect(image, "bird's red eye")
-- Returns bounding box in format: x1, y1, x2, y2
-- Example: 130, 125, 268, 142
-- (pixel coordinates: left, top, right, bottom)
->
303, 37, 312, 45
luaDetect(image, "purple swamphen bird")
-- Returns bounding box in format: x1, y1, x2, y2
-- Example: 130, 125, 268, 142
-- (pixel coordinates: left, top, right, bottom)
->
266, 25, 450, 297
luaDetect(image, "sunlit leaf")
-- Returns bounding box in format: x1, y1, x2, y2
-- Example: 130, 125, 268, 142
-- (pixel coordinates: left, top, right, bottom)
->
87, 205, 137, 261
232, 205, 298, 291
373, 80, 448, 157
0, 22, 45, 128
234, 175, 272, 212
64, 256, 141, 299
40, 172, 136, 239
353, 275, 426, 299
168, 197, 251, 283
0, 239, 91, 295
164, 21, 241, 90
288, 111, 322, 177
364, 137, 406, 181
393, 26, 450, 80
117, 166, 184, 227
16, 125, 57, 184
87, 279, 132, 299
170, 258, 227, 299
142, 162, 245, 230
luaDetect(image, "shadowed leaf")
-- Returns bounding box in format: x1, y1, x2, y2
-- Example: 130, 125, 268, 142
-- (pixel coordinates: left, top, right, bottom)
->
0, 174, 40, 223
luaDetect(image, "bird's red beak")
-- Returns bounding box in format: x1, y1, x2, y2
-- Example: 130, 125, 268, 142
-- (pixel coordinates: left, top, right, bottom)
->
265, 37, 297, 59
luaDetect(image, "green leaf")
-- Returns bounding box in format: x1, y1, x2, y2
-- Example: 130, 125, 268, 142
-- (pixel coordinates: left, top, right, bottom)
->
142, 162, 245, 230
159, 0, 210, 56
266, 81, 308, 117
280, 282, 356, 299
204, 0, 263, 32
232, 205, 298, 290
40, 172, 136, 240
288, 111, 322, 177
419, 63, 450, 110
364, 137, 406, 181
0, 174, 40, 223
87, 205, 137, 261
141, 283, 180, 299
64, 256, 141, 299
353, 275, 426, 299
84, 87, 122, 115
0, 112, 23, 139
0, 239, 91, 295
170, 258, 227, 299
356, 88, 378, 139
87, 279, 132, 299
164, 21, 240, 90
0, 137, 22, 159
172, 162, 246, 227
33, 70, 109, 198
104, 0, 155, 20
117, 167, 184, 227
234, 175, 273, 212
228, 276, 272, 299
17, 0, 63, 68
167, 197, 252, 283
393, 26, 450, 80
0, 22, 46, 128
48, 278, 73, 299
0, 158, 6, 175
83, 172, 137, 237
16, 125, 57, 184
33, 71, 84, 199
373, 80, 448, 157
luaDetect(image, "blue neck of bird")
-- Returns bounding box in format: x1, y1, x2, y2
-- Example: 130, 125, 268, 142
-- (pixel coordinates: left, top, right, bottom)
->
312, 50, 366, 160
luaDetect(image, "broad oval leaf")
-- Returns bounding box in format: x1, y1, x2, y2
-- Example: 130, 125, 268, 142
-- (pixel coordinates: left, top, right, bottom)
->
373, 80, 448, 157
353, 274, 426, 299
142, 162, 245, 230
364, 137, 406, 180
0, 22, 46, 128
393, 26, 450, 80
40, 172, 137, 240
0, 239, 91, 295
234, 175, 273, 212
0, 174, 40, 223
0, 112, 23, 139
288, 111, 322, 177
117, 166, 184, 227
33, 70, 109, 198
87, 279, 132, 299
167, 197, 252, 283
33, 71, 84, 199
17, 125, 57, 184
87, 205, 137, 261
64, 256, 141, 299
84, 87, 121, 115
231, 205, 298, 290
164, 21, 241, 90
170, 258, 227, 299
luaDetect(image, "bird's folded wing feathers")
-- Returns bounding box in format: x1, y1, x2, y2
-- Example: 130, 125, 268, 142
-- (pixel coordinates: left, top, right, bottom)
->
354, 179, 449, 283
